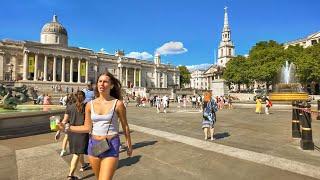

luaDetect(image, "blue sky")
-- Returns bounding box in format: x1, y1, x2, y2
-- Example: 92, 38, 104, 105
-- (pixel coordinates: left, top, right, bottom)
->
0, 0, 319, 69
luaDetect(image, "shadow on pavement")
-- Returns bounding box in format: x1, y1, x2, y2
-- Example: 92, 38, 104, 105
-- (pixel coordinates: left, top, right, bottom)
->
118, 155, 142, 169
214, 132, 230, 140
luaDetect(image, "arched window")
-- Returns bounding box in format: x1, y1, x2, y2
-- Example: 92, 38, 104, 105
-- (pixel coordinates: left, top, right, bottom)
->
221, 49, 223, 56
55, 36, 58, 43
229, 48, 232, 56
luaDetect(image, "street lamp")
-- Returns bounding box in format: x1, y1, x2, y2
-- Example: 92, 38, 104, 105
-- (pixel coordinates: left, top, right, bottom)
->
9, 63, 14, 81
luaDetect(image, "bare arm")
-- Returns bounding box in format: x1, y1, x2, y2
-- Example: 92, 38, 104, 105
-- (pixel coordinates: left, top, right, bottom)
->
61, 113, 69, 124
116, 100, 132, 156
69, 103, 92, 133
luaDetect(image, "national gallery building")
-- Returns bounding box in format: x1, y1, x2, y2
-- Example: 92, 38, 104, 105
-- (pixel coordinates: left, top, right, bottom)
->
0, 15, 180, 93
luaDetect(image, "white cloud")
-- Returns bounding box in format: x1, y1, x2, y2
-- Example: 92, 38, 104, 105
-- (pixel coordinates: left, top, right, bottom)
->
155, 41, 188, 55
126, 51, 153, 60
186, 63, 212, 72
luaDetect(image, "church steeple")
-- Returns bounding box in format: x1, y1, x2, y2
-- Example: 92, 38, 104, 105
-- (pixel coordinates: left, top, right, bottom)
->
217, 6, 235, 67
223, 7, 229, 29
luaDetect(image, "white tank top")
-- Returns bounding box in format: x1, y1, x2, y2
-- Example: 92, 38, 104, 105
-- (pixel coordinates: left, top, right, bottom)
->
90, 99, 119, 136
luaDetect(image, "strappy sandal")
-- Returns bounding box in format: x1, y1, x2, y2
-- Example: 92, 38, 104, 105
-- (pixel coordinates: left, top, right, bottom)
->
67, 175, 78, 180
79, 163, 90, 172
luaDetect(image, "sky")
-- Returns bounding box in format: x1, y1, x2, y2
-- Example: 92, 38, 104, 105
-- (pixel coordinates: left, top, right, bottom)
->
0, 0, 319, 70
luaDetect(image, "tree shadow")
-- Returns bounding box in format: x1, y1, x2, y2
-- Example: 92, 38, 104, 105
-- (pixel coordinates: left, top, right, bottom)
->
214, 132, 230, 140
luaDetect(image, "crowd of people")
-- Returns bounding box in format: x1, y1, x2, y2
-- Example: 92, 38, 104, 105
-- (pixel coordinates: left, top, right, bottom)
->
43, 72, 277, 179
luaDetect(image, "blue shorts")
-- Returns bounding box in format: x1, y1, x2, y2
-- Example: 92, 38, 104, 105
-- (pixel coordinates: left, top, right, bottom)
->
87, 135, 120, 158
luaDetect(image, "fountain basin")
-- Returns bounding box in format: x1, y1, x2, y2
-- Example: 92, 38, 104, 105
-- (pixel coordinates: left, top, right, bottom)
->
269, 92, 309, 101
0, 105, 65, 139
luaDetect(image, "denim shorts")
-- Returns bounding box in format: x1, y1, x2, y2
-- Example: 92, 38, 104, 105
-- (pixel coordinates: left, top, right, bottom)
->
87, 135, 120, 158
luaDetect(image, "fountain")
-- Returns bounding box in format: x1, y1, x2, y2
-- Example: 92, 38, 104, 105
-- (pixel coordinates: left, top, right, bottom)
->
0, 83, 65, 139
269, 61, 308, 101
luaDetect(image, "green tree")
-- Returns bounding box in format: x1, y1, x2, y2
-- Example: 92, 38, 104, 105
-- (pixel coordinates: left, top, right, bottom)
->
294, 43, 320, 84
248, 40, 286, 88
223, 55, 252, 89
178, 65, 191, 88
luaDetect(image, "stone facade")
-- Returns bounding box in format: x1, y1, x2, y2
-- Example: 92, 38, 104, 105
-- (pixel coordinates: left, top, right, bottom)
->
284, 31, 320, 49
190, 70, 208, 90
0, 15, 180, 92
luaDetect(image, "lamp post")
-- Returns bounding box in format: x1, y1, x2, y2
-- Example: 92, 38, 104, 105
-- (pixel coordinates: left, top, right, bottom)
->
9, 63, 14, 81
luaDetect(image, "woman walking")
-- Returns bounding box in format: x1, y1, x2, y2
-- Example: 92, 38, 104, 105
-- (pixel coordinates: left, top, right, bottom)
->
59, 91, 90, 179
202, 92, 218, 141
60, 72, 132, 180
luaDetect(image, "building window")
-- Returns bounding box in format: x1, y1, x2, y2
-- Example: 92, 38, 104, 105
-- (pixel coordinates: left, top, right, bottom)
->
6, 57, 10, 64
221, 49, 223, 56
229, 48, 232, 56
311, 40, 317, 45
55, 36, 58, 43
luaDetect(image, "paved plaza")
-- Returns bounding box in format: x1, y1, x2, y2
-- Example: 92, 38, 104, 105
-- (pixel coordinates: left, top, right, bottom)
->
1, 103, 320, 180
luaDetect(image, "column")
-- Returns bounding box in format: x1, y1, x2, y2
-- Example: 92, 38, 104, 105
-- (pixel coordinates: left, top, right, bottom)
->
33, 54, 38, 81
77, 59, 81, 83
125, 67, 128, 87
23, 52, 28, 80
85, 60, 89, 83
94, 64, 98, 83
164, 73, 167, 88
173, 73, 176, 84
154, 70, 157, 88
139, 69, 141, 87
61, 57, 65, 82
133, 68, 136, 87
52, 56, 57, 82
43, 55, 48, 81
69, 58, 73, 83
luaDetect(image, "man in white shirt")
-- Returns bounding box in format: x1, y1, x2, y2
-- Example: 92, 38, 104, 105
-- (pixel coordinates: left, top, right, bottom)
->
162, 95, 169, 113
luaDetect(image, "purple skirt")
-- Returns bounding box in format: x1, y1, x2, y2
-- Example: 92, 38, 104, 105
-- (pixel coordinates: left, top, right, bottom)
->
87, 135, 120, 158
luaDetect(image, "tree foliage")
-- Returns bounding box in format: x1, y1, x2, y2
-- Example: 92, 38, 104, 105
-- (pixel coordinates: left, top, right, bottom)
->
178, 65, 191, 87
223, 55, 251, 86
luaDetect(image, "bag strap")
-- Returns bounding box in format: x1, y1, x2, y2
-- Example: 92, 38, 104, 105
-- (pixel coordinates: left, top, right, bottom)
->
106, 99, 118, 135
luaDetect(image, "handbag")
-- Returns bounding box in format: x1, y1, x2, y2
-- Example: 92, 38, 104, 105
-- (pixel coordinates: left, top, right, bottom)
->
91, 100, 117, 157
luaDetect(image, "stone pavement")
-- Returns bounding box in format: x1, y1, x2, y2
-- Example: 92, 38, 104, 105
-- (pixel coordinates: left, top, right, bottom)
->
1, 103, 320, 179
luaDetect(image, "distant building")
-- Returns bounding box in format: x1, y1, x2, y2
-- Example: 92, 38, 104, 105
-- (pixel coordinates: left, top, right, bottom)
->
217, 7, 235, 67
284, 31, 320, 49
0, 15, 180, 91
190, 70, 208, 90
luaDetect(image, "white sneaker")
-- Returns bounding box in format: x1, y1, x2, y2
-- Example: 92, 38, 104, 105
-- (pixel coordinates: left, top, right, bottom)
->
60, 150, 67, 157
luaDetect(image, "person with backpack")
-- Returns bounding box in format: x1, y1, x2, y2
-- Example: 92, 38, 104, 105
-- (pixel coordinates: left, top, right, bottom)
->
202, 92, 218, 141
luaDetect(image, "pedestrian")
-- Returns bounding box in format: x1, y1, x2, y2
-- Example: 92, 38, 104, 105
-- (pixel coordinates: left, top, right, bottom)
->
43, 94, 52, 105
155, 95, 161, 113
265, 97, 272, 115
255, 97, 262, 114
58, 91, 90, 179
191, 96, 197, 108
83, 84, 95, 103
228, 95, 233, 109
162, 95, 169, 113
202, 92, 218, 141
60, 72, 132, 180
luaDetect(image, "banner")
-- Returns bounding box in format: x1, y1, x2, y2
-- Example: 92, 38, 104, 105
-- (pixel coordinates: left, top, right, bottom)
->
28, 56, 34, 73
80, 62, 86, 76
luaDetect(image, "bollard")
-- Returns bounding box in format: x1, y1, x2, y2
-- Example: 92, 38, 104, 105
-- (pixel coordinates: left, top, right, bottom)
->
300, 102, 314, 150
292, 101, 301, 138
317, 99, 320, 120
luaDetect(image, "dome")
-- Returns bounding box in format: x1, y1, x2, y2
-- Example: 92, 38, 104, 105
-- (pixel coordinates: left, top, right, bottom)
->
41, 15, 68, 36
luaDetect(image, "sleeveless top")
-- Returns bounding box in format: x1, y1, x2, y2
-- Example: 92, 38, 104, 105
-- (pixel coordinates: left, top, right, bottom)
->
90, 99, 119, 136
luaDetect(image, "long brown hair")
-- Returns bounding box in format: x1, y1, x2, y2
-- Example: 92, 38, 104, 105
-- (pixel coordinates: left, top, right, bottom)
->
94, 71, 122, 100
75, 91, 85, 113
